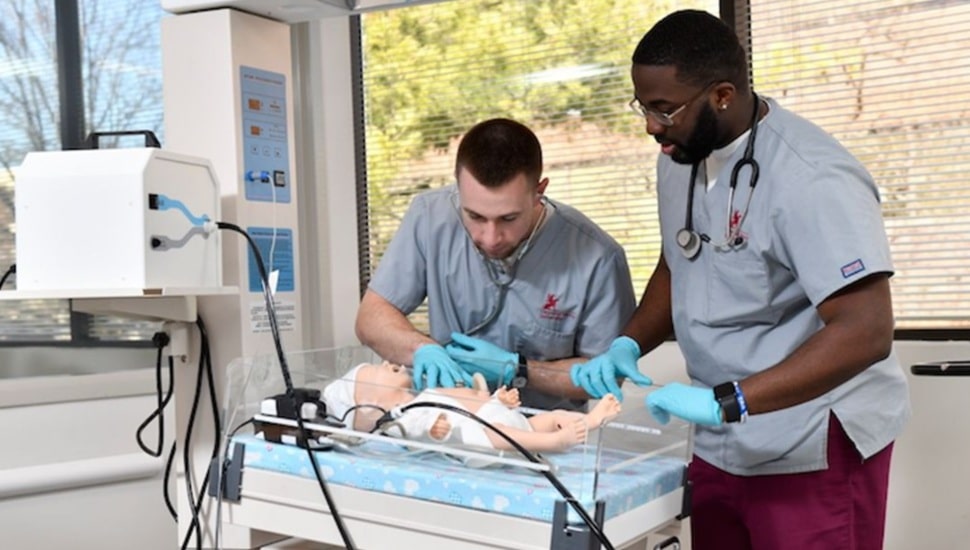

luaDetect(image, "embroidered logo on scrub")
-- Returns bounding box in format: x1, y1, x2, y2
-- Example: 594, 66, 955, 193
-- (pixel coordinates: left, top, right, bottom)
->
841, 258, 866, 278
729, 209, 748, 242
540, 293, 573, 321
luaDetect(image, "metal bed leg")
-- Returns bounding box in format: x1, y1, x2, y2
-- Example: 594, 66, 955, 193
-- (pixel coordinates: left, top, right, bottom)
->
550, 500, 606, 549
208, 441, 245, 502
653, 536, 681, 550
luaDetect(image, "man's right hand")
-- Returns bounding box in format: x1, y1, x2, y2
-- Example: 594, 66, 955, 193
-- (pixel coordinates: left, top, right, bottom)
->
569, 336, 652, 399
412, 343, 474, 390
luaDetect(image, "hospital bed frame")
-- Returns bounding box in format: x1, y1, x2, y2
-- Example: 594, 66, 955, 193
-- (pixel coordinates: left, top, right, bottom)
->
218, 460, 686, 550
215, 350, 688, 549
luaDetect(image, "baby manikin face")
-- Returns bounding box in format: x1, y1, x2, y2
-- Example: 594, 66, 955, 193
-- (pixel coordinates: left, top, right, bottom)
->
353, 360, 415, 412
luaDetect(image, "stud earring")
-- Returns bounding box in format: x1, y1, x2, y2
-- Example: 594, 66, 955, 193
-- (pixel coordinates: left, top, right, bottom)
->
720, 104, 728, 110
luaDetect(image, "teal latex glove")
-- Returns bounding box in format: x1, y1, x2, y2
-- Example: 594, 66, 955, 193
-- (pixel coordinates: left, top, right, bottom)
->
646, 382, 723, 426
569, 336, 652, 399
412, 343, 474, 390
444, 332, 517, 386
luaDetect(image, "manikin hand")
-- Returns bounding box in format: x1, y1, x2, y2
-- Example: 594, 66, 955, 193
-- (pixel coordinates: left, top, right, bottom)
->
444, 332, 517, 386
412, 343, 474, 390
569, 336, 652, 399
646, 382, 723, 426
495, 386, 521, 408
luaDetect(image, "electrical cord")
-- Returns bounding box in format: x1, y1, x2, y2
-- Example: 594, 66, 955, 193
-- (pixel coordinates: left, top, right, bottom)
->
379, 402, 617, 550
136, 333, 175, 457
164, 441, 178, 520
0, 263, 15, 290
133, 332, 180, 523
135, 333, 180, 525
179, 321, 206, 550
174, 317, 222, 550
179, 317, 222, 550
215, 221, 357, 550
228, 418, 255, 438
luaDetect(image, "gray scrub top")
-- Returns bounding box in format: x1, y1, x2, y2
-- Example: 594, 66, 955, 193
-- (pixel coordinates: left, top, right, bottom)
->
658, 98, 911, 476
370, 185, 636, 409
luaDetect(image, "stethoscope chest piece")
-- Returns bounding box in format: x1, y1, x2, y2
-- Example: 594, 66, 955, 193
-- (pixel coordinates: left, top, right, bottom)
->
676, 228, 702, 259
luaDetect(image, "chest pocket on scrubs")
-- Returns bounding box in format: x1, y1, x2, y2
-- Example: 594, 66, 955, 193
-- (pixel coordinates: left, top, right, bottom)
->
514, 322, 575, 361
706, 251, 773, 326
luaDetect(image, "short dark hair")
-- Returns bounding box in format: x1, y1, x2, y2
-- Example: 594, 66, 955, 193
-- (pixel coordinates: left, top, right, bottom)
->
455, 118, 543, 188
631, 10, 749, 93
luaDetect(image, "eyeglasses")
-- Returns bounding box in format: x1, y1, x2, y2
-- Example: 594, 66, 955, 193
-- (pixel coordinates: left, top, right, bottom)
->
628, 83, 716, 127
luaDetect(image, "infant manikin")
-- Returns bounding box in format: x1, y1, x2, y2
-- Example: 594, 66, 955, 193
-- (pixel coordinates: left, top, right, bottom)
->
323, 360, 620, 455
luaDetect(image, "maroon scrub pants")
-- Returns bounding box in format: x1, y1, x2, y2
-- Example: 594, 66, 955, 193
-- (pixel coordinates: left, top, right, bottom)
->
688, 414, 894, 550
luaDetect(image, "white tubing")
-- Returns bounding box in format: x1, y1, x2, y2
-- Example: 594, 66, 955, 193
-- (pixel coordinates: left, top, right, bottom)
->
0, 453, 163, 499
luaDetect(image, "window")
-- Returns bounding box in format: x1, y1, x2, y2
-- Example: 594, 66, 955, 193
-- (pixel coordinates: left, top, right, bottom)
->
358, 0, 970, 333
0, 0, 165, 344
358, 0, 719, 331
742, 0, 970, 329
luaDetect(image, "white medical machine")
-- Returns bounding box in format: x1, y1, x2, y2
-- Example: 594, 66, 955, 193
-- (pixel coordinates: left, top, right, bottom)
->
14, 144, 221, 292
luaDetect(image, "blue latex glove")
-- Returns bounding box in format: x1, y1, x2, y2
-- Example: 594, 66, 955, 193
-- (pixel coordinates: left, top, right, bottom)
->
444, 332, 517, 386
646, 382, 723, 426
569, 336, 652, 399
412, 343, 474, 390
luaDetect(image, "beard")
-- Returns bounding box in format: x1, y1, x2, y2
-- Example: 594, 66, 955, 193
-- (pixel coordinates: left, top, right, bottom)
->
669, 102, 720, 165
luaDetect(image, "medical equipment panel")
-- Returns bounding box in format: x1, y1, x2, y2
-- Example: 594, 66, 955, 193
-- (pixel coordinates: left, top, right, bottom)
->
14, 147, 222, 291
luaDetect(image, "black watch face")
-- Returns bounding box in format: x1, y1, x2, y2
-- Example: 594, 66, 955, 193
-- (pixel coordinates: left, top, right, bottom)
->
714, 382, 734, 399
512, 376, 528, 389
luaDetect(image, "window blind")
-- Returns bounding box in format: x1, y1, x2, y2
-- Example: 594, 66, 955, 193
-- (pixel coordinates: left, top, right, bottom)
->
359, 0, 970, 332
0, 0, 164, 343
358, 0, 720, 331
743, 0, 970, 329
0, 1, 70, 342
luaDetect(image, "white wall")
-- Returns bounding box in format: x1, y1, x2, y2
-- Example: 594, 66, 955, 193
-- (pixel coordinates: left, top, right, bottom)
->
0, 363, 176, 550
886, 341, 970, 549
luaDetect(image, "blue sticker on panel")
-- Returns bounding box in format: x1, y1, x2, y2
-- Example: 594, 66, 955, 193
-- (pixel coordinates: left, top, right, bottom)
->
241, 66, 291, 203
247, 227, 295, 293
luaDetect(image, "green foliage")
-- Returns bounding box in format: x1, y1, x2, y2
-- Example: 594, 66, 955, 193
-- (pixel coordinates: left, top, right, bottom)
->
360, 0, 713, 295
362, 0, 674, 157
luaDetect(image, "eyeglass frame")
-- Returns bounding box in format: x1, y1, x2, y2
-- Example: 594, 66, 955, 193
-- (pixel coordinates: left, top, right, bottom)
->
628, 82, 719, 127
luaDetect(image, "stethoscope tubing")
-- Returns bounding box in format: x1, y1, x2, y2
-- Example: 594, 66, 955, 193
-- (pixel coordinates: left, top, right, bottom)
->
678, 92, 763, 258
449, 191, 548, 338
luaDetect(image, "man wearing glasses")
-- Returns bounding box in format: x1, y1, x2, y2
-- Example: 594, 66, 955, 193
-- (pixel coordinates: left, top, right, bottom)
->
570, 10, 910, 549
356, 118, 637, 410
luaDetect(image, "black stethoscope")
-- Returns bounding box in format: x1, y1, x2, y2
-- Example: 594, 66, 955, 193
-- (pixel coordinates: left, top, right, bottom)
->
676, 92, 763, 259
449, 189, 548, 336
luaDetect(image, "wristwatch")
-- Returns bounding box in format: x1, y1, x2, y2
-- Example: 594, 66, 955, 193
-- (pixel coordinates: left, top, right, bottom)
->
713, 382, 742, 423
511, 353, 529, 389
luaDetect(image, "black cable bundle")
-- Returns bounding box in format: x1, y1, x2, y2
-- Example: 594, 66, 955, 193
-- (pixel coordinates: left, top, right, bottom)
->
216, 222, 357, 550
136, 332, 174, 458
178, 317, 221, 550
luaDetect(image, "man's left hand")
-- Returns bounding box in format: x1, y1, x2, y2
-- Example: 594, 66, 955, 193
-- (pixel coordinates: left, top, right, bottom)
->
646, 382, 723, 426
444, 332, 517, 386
